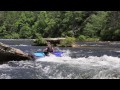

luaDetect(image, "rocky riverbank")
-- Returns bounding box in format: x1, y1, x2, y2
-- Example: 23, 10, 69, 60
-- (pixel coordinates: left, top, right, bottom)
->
0, 42, 33, 64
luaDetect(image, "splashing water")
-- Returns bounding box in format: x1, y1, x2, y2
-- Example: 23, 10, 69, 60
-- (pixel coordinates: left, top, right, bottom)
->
0, 51, 120, 79
33, 50, 120, 79
36, 50, 120, 67
0, 39, 120, 79
0, 49, 120, 79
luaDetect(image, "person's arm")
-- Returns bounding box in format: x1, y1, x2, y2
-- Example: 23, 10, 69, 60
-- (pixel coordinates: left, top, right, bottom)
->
43, 47, 48, 52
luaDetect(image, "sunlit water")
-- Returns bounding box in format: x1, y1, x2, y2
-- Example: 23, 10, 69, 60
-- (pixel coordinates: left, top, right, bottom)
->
0, 39, 120, 79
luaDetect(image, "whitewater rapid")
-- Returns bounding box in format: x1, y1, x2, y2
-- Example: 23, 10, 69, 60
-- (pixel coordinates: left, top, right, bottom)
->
36, 50, 120, 67
0, 50, 120, 79
35, 51, 120, 79
1, 39, 120, 79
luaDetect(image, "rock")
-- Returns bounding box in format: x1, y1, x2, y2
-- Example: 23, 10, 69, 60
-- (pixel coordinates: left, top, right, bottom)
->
0, 42, 33, 64
72, 44, 80, 48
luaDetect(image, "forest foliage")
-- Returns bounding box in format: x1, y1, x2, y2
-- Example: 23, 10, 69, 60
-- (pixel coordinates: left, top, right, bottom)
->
0, 11, 120, 41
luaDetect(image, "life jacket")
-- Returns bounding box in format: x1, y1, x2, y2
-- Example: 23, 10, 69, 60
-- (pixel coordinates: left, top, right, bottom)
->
46, 46, 53, 52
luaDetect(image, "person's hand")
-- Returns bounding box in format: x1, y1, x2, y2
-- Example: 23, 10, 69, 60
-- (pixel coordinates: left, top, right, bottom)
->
43, 48, 47, 52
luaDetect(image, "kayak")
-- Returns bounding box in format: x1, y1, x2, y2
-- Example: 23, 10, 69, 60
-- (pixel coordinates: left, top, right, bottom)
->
34, 52, 45, 57
33, 51, 64, 58
53, 51, 63, 57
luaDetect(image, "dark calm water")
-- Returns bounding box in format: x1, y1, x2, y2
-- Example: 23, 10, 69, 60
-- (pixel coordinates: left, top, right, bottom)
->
0, 39, 120, 79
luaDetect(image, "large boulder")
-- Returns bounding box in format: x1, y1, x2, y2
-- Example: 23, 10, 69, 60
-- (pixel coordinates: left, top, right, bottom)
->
0, 42, 34, 63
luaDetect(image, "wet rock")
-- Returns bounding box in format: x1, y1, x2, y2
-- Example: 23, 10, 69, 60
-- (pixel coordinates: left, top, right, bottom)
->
0, 42, 33, 63
72, 44, 80, 48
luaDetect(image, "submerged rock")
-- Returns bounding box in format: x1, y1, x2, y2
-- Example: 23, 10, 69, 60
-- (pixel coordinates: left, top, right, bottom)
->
0, 42, 33, 63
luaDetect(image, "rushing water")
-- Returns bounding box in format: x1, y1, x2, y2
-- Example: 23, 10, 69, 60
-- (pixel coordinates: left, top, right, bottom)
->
0, 39, 120, 79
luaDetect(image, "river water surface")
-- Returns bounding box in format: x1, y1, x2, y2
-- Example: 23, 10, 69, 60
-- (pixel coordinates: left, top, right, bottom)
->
0, 39, 120, 79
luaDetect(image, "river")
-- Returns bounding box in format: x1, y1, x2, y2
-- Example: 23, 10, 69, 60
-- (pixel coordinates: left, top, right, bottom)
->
0, 39, 120, 79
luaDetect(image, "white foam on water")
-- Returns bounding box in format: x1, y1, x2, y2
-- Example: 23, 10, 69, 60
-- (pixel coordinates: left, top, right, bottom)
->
36, 50, 72, 63
0, 64, 12, 79
36, 54, 120, 79
0, 49, 120, 79
8, 61, 35, 68
9, 44, 30, 46
115, 51, 120, 53
92, 68, 120, 79
0, 74, 11, 79
36, 49, 120, 68
0, 64, 11, 68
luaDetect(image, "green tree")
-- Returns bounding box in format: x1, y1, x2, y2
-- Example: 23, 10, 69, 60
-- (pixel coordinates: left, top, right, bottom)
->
19, 24, 32, 38
83, 11, 108, 38
101, 11, 120, 41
